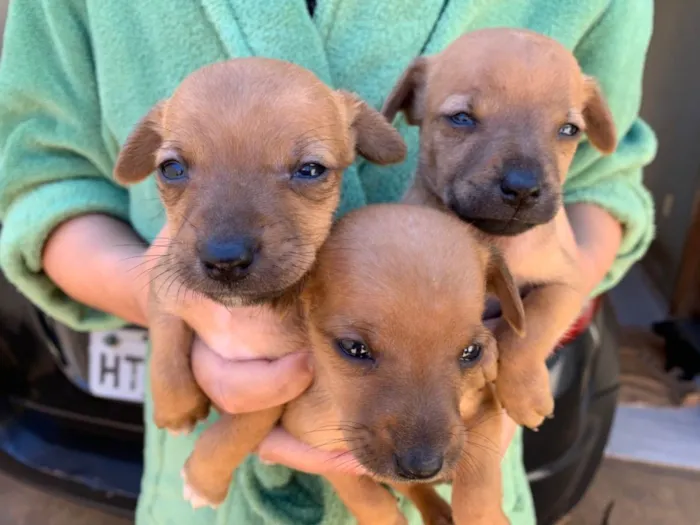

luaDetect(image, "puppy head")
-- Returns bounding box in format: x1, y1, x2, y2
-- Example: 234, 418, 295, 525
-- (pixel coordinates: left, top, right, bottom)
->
383, 28, 616, 236
114, 58, 406, 305
303, 204, 524, 483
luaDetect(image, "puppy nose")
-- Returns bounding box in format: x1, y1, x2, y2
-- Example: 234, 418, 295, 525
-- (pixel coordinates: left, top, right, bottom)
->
500, 169, 541, 206
198, 237, 259, 281
393, 448, 444, 480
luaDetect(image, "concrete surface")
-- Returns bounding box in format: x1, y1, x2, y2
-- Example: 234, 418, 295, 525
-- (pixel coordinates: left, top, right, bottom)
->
568, 458, 700, 525
0, 472, 130, 525
3, 457, 700, 525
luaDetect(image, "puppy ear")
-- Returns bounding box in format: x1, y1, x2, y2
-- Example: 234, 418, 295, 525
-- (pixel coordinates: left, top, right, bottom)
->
337, 91, 407, 165
486, 247, 525, 337
381, 57, 427, 125
582, 76, 617, 155
113, 101, 165, 185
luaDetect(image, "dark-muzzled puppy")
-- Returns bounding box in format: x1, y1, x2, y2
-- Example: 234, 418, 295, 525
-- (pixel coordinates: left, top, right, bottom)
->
114, 57, 406, 505
382, 28, 617, 429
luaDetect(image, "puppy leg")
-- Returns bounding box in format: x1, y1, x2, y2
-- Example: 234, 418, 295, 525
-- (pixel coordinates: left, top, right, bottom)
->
149, 308, 210, 433
495, 283, 584, 429
452, 401, 508, 525
325, 474, 407, 525
393, 483, 453, 525
182, 406, 283, 507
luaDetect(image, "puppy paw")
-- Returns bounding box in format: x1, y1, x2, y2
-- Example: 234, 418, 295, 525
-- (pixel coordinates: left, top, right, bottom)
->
480, 511, 509, 525
422, 495, 454, 525
387, 516, 409, 525
501, 392, 554, 430
154, 390, 210, 435
181, 457, 232, 510
181, 469, 220, 510
496, 364, 554, 430
168, 426, 195, 437
358, 514, 408, 525
455, 511, 508, 525
425, 509, 454, 525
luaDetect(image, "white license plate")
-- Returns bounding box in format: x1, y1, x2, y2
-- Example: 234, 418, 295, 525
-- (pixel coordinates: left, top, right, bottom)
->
88, 329, 148, 403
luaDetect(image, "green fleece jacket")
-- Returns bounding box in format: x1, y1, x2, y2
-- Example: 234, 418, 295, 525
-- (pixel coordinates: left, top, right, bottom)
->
0, 1, 656, 524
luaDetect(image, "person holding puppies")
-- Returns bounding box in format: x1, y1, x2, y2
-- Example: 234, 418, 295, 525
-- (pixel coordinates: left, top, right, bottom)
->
0, 1, 656, 524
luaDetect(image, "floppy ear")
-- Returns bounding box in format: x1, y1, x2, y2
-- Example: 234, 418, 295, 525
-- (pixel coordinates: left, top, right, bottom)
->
582, 76, 617, 155
337, 91, 407, 165
486, 247, 526, 337
113, 101, 165, 185
381, 57, 428, 126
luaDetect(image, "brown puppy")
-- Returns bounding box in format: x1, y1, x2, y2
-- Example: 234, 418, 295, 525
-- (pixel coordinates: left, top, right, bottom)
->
382, 28, 617, 429
114, 57, 406, 504
283, 203, 525, 525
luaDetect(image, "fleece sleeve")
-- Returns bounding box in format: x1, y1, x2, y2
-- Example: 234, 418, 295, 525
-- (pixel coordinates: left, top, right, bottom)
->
0, 0, 129, 330
565, 0, 658, 295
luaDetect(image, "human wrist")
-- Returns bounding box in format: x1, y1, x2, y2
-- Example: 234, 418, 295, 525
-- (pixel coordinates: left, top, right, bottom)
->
575, 250, 603, 297
566, 203, 622, 294
112, 241, 150, 327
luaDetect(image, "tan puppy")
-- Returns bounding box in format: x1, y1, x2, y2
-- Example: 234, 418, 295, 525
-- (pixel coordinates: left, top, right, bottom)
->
284, 203, 525, 525
165, 201, 524, 523
382, 28, 617, 429
114, 58, 407, 503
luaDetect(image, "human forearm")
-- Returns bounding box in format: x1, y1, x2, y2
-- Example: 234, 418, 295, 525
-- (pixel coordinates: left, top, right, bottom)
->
42, 214, 150, 326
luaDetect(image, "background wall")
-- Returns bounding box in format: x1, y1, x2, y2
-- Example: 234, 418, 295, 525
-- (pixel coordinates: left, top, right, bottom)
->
639, 1, 700, 301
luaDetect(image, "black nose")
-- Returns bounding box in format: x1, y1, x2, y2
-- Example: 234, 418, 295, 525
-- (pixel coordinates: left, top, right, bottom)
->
394, 448, 444, 480
500, 169, 541, 207
198, 237, 259, 281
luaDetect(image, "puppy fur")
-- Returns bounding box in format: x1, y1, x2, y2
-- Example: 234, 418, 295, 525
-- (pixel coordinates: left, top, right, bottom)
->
382, 28, 617, 429
283, 203, 525, 525
114, 57, 406, 504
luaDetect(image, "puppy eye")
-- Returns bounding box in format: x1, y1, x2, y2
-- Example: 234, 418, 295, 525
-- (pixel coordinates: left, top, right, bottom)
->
558, 123, 580, 138
293, 162, 328, 179
336, 338, 373, 360
460, 342, 483, 366
158, 160, 188, 181
448, 112, 478, 128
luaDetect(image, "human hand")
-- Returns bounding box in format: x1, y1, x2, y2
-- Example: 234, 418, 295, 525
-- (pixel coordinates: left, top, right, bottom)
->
189, 326, 366, 476
143, 224, 366, 476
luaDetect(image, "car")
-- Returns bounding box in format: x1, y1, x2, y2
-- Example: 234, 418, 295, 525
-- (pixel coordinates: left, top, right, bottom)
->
0, 253, 620, 524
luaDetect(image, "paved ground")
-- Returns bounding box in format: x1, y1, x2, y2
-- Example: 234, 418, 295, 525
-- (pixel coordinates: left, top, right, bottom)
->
2, 457, 699, 525
567, 458, 700, 525
0, 472, 129, 525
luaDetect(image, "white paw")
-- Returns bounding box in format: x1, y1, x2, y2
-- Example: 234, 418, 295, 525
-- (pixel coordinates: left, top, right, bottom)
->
167, 424, 194, 437
181, 469, 219, 510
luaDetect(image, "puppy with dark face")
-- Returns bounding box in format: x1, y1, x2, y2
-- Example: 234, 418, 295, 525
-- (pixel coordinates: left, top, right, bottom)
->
117, 58, 406, 306
383, 28, 615, 236
283, 204, 525, 525
382, 28, 617, 429
114, 57, 406, 505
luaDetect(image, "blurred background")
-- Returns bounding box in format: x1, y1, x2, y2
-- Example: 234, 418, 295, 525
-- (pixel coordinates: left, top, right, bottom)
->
0, 1, 699, 524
